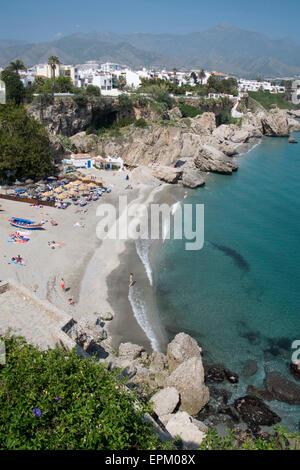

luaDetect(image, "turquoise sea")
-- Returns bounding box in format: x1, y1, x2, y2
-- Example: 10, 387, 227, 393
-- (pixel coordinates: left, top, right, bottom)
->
154, 135, 300, 430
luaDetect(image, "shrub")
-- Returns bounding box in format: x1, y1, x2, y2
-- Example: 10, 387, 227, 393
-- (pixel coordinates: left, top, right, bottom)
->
0, 334, 172, 450
179, 104, 203, 118
134, 118, 148, 128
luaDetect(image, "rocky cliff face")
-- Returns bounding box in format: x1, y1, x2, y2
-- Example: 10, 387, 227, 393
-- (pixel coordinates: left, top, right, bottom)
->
28, 98, 94, 137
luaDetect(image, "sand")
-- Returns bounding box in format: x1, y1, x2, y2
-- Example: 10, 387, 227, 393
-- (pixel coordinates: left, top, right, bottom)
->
0, 169, 164, 352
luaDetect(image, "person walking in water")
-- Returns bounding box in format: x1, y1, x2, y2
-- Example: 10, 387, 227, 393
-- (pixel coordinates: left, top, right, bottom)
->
129, 273, 134, 288
61, 278, 65, 291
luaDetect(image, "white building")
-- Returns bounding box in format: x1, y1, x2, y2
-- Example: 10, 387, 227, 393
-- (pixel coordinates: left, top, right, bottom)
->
100, 63, 125, 73
0, 79, 6, 104
36, 64, 79, 86
238, 79, 285, 94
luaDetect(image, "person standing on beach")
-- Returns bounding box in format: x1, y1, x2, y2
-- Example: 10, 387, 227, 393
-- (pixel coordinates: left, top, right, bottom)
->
61, 278, 65, 291
129, 273, 134, 288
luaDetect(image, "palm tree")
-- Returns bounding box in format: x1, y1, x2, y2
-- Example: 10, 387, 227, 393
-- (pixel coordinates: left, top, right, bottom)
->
48, 56, 60, 97
6, 59, 27, 74
198, 69, 206, 85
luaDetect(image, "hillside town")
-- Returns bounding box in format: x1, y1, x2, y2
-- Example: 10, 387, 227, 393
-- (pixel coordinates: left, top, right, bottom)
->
0, 60, 287, 104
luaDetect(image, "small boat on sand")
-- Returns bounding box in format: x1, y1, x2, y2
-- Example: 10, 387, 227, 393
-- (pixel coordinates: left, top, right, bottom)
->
9, 217, 44, 230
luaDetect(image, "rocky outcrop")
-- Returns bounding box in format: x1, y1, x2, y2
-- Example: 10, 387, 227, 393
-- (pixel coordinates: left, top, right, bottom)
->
167, 332, 202, 373
194, 145, 238, 174
165, 357, 210, 415
181, 162, 206, 188
234, 395, 281, 427
151, 387, 180, 417
165, 412, 207, 450
118, 342, 145, 361
151, 166, 182, 184
168, 107, 182, 121
290, 362, 300, 381
69, 131, 99, 153
265, 372, 300, 404
28, 98, 93, 136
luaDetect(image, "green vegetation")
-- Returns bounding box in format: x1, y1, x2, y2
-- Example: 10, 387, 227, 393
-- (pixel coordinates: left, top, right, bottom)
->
248, 91, 293, 110
179, 104, 203, 118
0, 335, 172, 450
48, 55, 60, 98
199, 428, 300, 451
134, 118, 148, 128
0, 70, 25, 105
0, 103, 54, 182
57, 135, 78, 153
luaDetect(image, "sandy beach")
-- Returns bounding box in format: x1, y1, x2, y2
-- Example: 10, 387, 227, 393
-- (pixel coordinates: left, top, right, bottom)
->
0, 169, 169, 352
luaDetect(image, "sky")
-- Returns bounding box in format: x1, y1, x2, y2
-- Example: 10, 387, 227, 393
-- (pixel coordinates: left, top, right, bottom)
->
1, 0, 300, 43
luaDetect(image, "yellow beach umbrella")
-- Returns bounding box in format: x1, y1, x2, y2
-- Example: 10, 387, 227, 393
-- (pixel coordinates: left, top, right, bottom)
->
64, 183, 74, 189
57, 193, 67, 200
87, 182, 97, 188
96, 179, 103, 186
78, 184, 88, 191
43, 191, 53, 197
82, 175, 92, 182
54, 186, 64, 194
73, 180, 82, 186
68, 190, 78, 196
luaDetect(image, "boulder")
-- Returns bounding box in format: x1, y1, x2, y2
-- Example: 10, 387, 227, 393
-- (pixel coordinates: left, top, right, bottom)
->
242, 360, 258, 377
230, 129, 250, 144
165, 357, 210, 414
151, 166, 182, 184
205, 366, 226, 383
165, 412, 207, 450
260, 109, 291, 137
234, 395, 281, 427
100, 312, 114, 321
167, 333, 202, 373
149, 351, 168, 372
151, 387, 180, 417
182, 163, 206, 188
194, 144, 238, 174
265, 372, 300, 404
118, 342, 145, 361
246, 385, 274, 402
224, 369, 239, 384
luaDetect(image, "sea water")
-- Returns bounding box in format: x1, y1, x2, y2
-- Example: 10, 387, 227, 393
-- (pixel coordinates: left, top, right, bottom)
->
154, 135, 300, 430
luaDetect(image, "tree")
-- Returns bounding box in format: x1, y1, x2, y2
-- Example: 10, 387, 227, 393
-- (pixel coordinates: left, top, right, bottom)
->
55, 76, 73, 93
86, 85, 101, 97
117, 75, 126, 90
198, 69, 206, 85
0, 70, 25, 105
0, 103, 54, 181
190, 71, 198, 85
6, 59, 27, 74
48, 56, 60, 98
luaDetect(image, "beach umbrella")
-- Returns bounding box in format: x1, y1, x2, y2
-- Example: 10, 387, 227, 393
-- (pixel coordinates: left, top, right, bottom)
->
87, 182, 97, 188
64, 183, 74, 189
43, 191, 53, 197
68, 190, 78, 196
78, 184, 88, 191
57, 193, 67, 200
73, 180, 82, 186
54, 187, 64, 194
82, 176, 92, 182
96, 179, 103, 186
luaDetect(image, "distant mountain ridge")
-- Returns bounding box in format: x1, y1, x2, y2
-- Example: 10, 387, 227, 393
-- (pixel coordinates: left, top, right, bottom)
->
1, 23, 300, 77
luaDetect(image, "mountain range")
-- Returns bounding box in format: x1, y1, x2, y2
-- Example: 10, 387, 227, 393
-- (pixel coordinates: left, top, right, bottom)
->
1, 23, 300, 78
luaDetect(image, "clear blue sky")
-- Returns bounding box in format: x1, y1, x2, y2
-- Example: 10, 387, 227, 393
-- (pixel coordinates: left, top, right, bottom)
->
1, 0, 300, 43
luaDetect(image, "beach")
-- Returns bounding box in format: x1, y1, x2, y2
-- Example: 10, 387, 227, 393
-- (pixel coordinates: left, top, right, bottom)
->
0, 169, 169, 353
